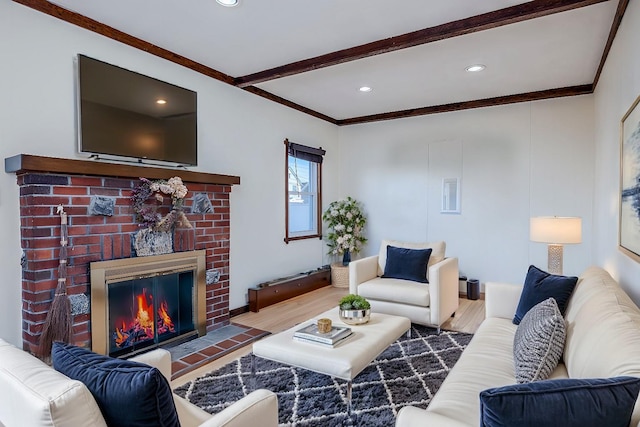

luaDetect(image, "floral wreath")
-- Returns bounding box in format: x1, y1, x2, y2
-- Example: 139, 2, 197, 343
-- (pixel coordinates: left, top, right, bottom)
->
131, 176, 192, 231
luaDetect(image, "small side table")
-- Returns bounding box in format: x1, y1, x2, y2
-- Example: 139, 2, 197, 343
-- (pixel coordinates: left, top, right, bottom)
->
330, 263, 349, 288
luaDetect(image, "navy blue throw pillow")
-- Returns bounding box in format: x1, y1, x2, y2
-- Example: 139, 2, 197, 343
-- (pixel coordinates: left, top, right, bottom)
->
512, 265, 578, 325
480, 377, 640, 427
52, 342, 180, 427
381, 245, 432, 283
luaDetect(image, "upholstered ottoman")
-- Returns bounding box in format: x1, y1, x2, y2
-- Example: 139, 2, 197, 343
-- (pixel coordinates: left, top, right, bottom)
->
252, 308, 410, 412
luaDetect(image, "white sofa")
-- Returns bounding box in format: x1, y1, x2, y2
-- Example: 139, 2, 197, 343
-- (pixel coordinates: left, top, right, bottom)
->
0, 341, 278, 427
349, 240, 459, 332
396, 266, 640, 427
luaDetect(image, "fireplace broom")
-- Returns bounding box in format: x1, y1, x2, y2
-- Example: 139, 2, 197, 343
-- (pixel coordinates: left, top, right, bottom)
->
38, 205, 72, 360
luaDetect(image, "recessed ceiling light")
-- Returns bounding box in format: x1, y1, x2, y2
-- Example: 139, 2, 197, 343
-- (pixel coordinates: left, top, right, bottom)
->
359, 86, 372, 92
216, 0, 238, 6
465, 64, 486, 73
156, 99, 167, 105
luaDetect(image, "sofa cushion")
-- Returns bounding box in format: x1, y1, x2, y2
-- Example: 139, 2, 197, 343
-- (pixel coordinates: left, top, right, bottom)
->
424, 318, 520, 425
513, 265, 578, 325
480, 376, 640, 427
382, 245, 432, 283
0, 339, 107, 427
52, 342, 180, 427
358, 277, 430, 307
562, 267, 640, 400
513, 298, 566, 383
377, 240, 445, 277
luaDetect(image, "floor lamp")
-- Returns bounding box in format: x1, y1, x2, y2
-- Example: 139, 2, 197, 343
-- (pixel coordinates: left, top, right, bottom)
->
530, 216, 582, 275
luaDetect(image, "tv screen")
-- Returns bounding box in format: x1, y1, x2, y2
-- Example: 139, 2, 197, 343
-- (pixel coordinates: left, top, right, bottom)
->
75, 54, 198, 166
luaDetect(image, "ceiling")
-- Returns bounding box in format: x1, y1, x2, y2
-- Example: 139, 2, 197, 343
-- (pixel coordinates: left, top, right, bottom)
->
20, 0, 625, 125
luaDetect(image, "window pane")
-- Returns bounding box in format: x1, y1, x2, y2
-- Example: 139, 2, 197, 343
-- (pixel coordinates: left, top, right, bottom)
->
288, 156, 311, 193
289, 194, 316, 234
288, 156, 317, 236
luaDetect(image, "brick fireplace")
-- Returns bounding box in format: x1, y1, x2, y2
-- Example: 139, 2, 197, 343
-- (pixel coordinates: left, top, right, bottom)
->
6, 154, 240, 354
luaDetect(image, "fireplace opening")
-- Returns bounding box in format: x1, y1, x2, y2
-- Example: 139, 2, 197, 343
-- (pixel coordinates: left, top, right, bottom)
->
108, 270, 196, 358
91, 250, 206, 357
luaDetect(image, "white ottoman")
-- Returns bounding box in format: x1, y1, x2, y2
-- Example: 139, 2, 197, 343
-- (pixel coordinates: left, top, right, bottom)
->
252, 308, 411, 413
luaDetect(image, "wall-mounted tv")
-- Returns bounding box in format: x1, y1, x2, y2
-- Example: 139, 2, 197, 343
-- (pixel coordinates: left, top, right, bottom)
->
75, 54, 198, 166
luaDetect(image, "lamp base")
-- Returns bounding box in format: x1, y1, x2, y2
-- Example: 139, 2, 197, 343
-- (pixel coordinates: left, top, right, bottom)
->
547, 244, 563, 275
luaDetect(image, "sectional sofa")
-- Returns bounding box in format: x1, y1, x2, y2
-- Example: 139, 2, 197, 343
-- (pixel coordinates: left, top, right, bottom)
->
396, 266, 640, 426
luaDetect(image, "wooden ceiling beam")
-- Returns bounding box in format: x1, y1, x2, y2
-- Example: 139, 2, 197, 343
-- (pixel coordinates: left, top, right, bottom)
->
235, 0, 610, 87
337, 85, 594, 126
12, 0, 236, 85
242, 87, 337, 124
12, 0, 618, 126
592, 0, 630, 89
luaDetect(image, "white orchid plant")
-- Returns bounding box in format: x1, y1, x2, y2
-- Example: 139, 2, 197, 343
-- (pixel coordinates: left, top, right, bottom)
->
322, 196, 367, 256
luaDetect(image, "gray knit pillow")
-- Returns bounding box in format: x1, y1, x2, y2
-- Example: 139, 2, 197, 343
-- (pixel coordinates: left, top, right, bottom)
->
513, 297, 566, 384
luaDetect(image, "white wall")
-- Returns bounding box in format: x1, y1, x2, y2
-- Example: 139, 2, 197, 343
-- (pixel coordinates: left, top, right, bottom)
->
593, 0, 640, 303
0, 1, 339, 346
338, 96, 595, 289
3, 0, 637, 349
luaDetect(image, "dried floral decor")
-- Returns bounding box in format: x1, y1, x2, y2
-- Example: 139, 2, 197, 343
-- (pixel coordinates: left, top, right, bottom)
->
132, 176, 192, 231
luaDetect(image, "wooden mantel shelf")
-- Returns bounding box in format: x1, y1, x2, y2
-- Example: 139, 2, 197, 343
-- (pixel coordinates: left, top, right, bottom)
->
4, 154, 240, 186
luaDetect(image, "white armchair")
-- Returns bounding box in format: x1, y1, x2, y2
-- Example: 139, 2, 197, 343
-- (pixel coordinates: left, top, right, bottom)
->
132, 348, 279, 427
0, 339, 278, 427
349, 240, 459, 332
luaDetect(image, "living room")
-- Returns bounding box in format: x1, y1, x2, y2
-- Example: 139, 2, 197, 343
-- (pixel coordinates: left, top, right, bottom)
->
1, 0, 640, 423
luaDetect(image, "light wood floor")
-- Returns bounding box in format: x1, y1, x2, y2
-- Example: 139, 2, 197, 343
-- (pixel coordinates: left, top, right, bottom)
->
172, 286, 485, 387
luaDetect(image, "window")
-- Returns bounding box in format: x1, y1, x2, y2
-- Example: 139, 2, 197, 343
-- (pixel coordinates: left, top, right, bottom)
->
284, 139, 325, 243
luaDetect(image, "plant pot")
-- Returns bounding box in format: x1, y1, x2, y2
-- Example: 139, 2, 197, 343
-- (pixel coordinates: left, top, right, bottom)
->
339, 308, 371, 325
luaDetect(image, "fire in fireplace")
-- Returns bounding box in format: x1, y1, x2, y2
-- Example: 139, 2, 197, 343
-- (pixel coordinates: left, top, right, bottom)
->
91, 250, 206, 357
108, 270, 195, 357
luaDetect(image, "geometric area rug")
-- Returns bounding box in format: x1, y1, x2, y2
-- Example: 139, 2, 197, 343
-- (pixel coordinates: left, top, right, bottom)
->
174, 324, 473, 426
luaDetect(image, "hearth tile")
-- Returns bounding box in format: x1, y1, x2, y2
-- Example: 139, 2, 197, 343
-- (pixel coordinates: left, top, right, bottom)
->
169, 325, 270, 379
182, 352, 207, 365
231, 333, 253, 343
167, 341, 206, 359
172, 360, 189, 373
200, 346, 223, 357
215, 339, 238, 350
200, 325, 247, 343
238, 326, 266, 336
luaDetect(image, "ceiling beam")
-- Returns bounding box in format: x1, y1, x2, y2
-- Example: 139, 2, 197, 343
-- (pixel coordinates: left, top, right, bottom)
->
11, 0, 616, 127
337, 85, 594, 126
235, 0, 610, 88
12, 0, 236, 85
592, 0, 630, 89
242, 87, 337, 124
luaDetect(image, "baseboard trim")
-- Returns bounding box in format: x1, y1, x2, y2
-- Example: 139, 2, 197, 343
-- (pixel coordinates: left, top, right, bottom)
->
230, 305, 250, 317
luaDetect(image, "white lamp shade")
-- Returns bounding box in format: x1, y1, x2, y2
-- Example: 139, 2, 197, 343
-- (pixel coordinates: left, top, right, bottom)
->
530, 217, 582, 244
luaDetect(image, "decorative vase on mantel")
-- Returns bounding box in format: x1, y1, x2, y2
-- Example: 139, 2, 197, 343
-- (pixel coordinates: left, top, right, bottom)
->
342, 250, 351, 266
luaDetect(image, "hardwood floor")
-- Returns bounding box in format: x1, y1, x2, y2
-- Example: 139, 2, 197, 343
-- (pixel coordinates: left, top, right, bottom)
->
172, 286, 485, 387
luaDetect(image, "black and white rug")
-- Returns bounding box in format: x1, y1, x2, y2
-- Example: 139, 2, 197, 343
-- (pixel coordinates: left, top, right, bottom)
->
174, 325, 473, 426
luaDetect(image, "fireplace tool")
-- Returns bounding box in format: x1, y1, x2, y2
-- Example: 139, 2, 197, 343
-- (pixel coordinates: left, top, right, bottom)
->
39, 205, 72, 359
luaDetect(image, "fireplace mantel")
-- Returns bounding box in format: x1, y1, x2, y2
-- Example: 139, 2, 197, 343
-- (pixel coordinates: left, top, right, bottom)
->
4, 154, 240, 185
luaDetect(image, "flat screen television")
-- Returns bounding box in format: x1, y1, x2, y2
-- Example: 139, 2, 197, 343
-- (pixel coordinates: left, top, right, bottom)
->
75, 54, 198, 166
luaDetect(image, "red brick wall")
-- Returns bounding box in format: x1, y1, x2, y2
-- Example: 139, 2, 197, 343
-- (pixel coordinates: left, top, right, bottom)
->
17, 173, 231, 354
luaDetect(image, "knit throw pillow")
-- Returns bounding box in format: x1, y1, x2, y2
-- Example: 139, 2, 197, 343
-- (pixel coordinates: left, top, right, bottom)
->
513, 297, 566, 383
